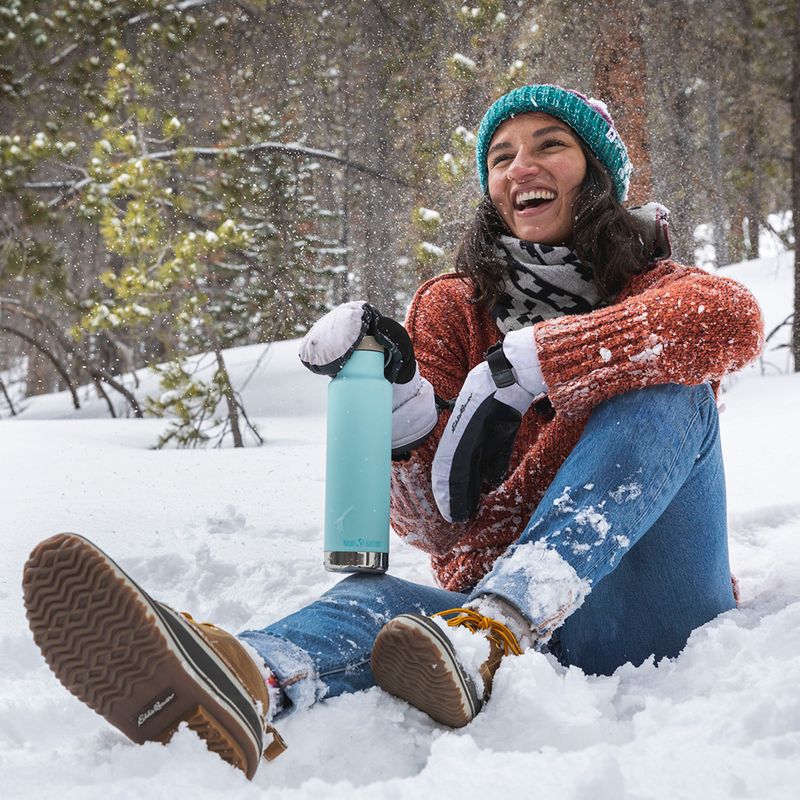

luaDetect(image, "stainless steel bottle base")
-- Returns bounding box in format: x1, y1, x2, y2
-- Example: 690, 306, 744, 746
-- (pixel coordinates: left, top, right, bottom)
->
324, 551, 389, 573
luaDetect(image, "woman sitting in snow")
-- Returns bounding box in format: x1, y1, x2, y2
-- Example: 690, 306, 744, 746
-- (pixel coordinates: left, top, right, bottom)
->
23, 84, 764, 780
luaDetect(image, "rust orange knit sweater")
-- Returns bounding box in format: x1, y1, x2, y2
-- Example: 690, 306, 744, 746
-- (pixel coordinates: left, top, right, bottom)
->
390, 260, 764, 592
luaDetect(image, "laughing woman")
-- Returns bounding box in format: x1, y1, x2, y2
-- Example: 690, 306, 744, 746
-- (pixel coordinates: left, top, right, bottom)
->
23, 85, 763, 779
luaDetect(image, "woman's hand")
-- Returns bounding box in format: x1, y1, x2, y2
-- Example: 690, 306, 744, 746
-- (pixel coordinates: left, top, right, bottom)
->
299, 301, 416, 382
299, 302, 437, 456
431, 329, 547, 523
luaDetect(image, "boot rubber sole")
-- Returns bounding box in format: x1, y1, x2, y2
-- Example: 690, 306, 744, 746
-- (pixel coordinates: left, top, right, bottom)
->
22, 533, 264, 779
371, 613, 481, 728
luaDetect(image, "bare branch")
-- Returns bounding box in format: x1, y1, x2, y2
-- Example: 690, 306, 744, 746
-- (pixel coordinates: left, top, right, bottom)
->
235, 394, 263, 445
150, 141, 409, 186
766, 312, 794, 344
0, 376, 18, 416
90, 375, 117, 418
46, 177, 94, 209
0, 298, 144, 417
0, 323, 81, 409
21, 140, 409, 210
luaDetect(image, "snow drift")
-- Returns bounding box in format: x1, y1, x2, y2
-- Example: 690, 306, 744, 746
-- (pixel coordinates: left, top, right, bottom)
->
1, 251, 798, 799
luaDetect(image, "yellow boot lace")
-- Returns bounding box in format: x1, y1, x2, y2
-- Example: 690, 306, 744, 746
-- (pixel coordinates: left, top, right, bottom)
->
433, 608, 524, 656
180, 611, 220, 631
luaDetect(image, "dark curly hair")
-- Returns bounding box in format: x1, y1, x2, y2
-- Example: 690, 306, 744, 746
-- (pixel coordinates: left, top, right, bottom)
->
454, 141, 651, 308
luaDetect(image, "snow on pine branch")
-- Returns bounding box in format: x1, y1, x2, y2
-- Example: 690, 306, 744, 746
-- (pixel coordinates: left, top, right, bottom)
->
23, 141, 409, 208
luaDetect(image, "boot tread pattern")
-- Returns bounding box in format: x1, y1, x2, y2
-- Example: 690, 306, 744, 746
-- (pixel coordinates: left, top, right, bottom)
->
22, 533, 262, 779
371, 613, 479, 728
23, 534, 168, 716
184, 705, 246, 772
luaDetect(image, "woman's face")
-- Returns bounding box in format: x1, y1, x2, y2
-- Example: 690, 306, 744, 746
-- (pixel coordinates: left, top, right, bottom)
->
487, 112, 587, 244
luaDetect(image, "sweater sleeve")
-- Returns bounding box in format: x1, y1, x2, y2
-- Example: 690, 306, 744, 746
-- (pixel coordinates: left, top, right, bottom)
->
533, 262, 765, 418
403, 277, 473, 403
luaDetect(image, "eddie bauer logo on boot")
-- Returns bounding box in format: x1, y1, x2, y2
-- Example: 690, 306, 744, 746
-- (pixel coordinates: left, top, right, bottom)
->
136, 690, 176, 727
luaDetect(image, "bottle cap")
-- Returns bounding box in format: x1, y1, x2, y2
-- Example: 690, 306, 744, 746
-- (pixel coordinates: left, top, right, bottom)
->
357, 335, 384, 353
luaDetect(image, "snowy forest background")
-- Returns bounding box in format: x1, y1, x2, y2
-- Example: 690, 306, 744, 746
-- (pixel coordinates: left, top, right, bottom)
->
0, 0, 798, 440
2, 4, 800, 797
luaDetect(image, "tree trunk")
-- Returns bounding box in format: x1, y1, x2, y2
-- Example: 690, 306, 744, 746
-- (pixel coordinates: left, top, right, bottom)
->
214, 345, 244, 448
729, 206, 745, 264
792, 0, 800, 371
25, 343, 57, 396
745, 118, 762, 261
358, 21, 398, 314
706, 77, 730, 268
741, 0, 762, 260
340, 89, 352, 306
662, 80, 699, 261
591, 0, 653, 206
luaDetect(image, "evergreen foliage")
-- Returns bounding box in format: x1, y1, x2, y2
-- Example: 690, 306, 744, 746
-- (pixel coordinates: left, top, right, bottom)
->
1, 0, 797, 431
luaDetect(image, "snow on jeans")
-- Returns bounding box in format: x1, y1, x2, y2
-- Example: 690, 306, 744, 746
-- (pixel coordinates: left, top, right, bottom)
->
238, 382, 736, 717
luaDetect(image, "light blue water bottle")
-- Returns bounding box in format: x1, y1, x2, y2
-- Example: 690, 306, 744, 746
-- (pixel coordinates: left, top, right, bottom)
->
323, 335, 392, 573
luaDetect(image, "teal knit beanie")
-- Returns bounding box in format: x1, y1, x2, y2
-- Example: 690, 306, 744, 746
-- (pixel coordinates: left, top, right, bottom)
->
476, 84, 632, 202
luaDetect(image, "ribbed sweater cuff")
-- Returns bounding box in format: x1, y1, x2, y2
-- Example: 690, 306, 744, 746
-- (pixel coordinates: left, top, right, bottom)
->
534, 300, 660, 416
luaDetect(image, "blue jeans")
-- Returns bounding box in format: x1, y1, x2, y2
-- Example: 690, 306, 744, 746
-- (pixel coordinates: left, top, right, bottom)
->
239, 383, 735, 716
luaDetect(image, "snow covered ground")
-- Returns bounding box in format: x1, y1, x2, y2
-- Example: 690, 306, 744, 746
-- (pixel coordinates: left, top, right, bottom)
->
1, 252, 798, 799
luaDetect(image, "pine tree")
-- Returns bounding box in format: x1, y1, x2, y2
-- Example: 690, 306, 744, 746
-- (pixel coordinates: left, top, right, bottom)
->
1, 2, 339, 431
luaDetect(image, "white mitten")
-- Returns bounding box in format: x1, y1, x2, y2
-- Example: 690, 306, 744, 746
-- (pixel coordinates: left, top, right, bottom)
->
299, 302, 437, 455
431, 329, 547, 523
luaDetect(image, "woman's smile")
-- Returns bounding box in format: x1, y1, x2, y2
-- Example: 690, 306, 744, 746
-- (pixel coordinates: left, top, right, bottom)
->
511, 186, 558, 215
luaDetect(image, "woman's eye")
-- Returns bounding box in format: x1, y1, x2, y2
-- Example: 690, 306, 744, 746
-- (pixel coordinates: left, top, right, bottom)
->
541, 139, 566, 149
491, 154, 512, 166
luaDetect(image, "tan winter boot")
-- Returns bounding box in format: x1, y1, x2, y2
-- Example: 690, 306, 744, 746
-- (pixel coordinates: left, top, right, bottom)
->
371, 607, 523, 728
22, 533, 286, 779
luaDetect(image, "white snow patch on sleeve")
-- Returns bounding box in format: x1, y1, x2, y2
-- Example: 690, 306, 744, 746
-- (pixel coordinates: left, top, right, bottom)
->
628, 342, 664, 364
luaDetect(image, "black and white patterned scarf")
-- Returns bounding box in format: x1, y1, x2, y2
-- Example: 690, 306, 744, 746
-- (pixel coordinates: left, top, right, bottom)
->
491, 236, 604, 334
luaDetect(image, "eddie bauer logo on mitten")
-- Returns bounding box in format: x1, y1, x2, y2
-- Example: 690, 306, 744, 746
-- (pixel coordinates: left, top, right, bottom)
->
451, 393, 473, 432
136, 689, 176, 727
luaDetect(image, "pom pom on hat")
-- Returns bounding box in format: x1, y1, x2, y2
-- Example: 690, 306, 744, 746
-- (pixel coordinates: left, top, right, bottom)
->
475, 84, 633, 202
